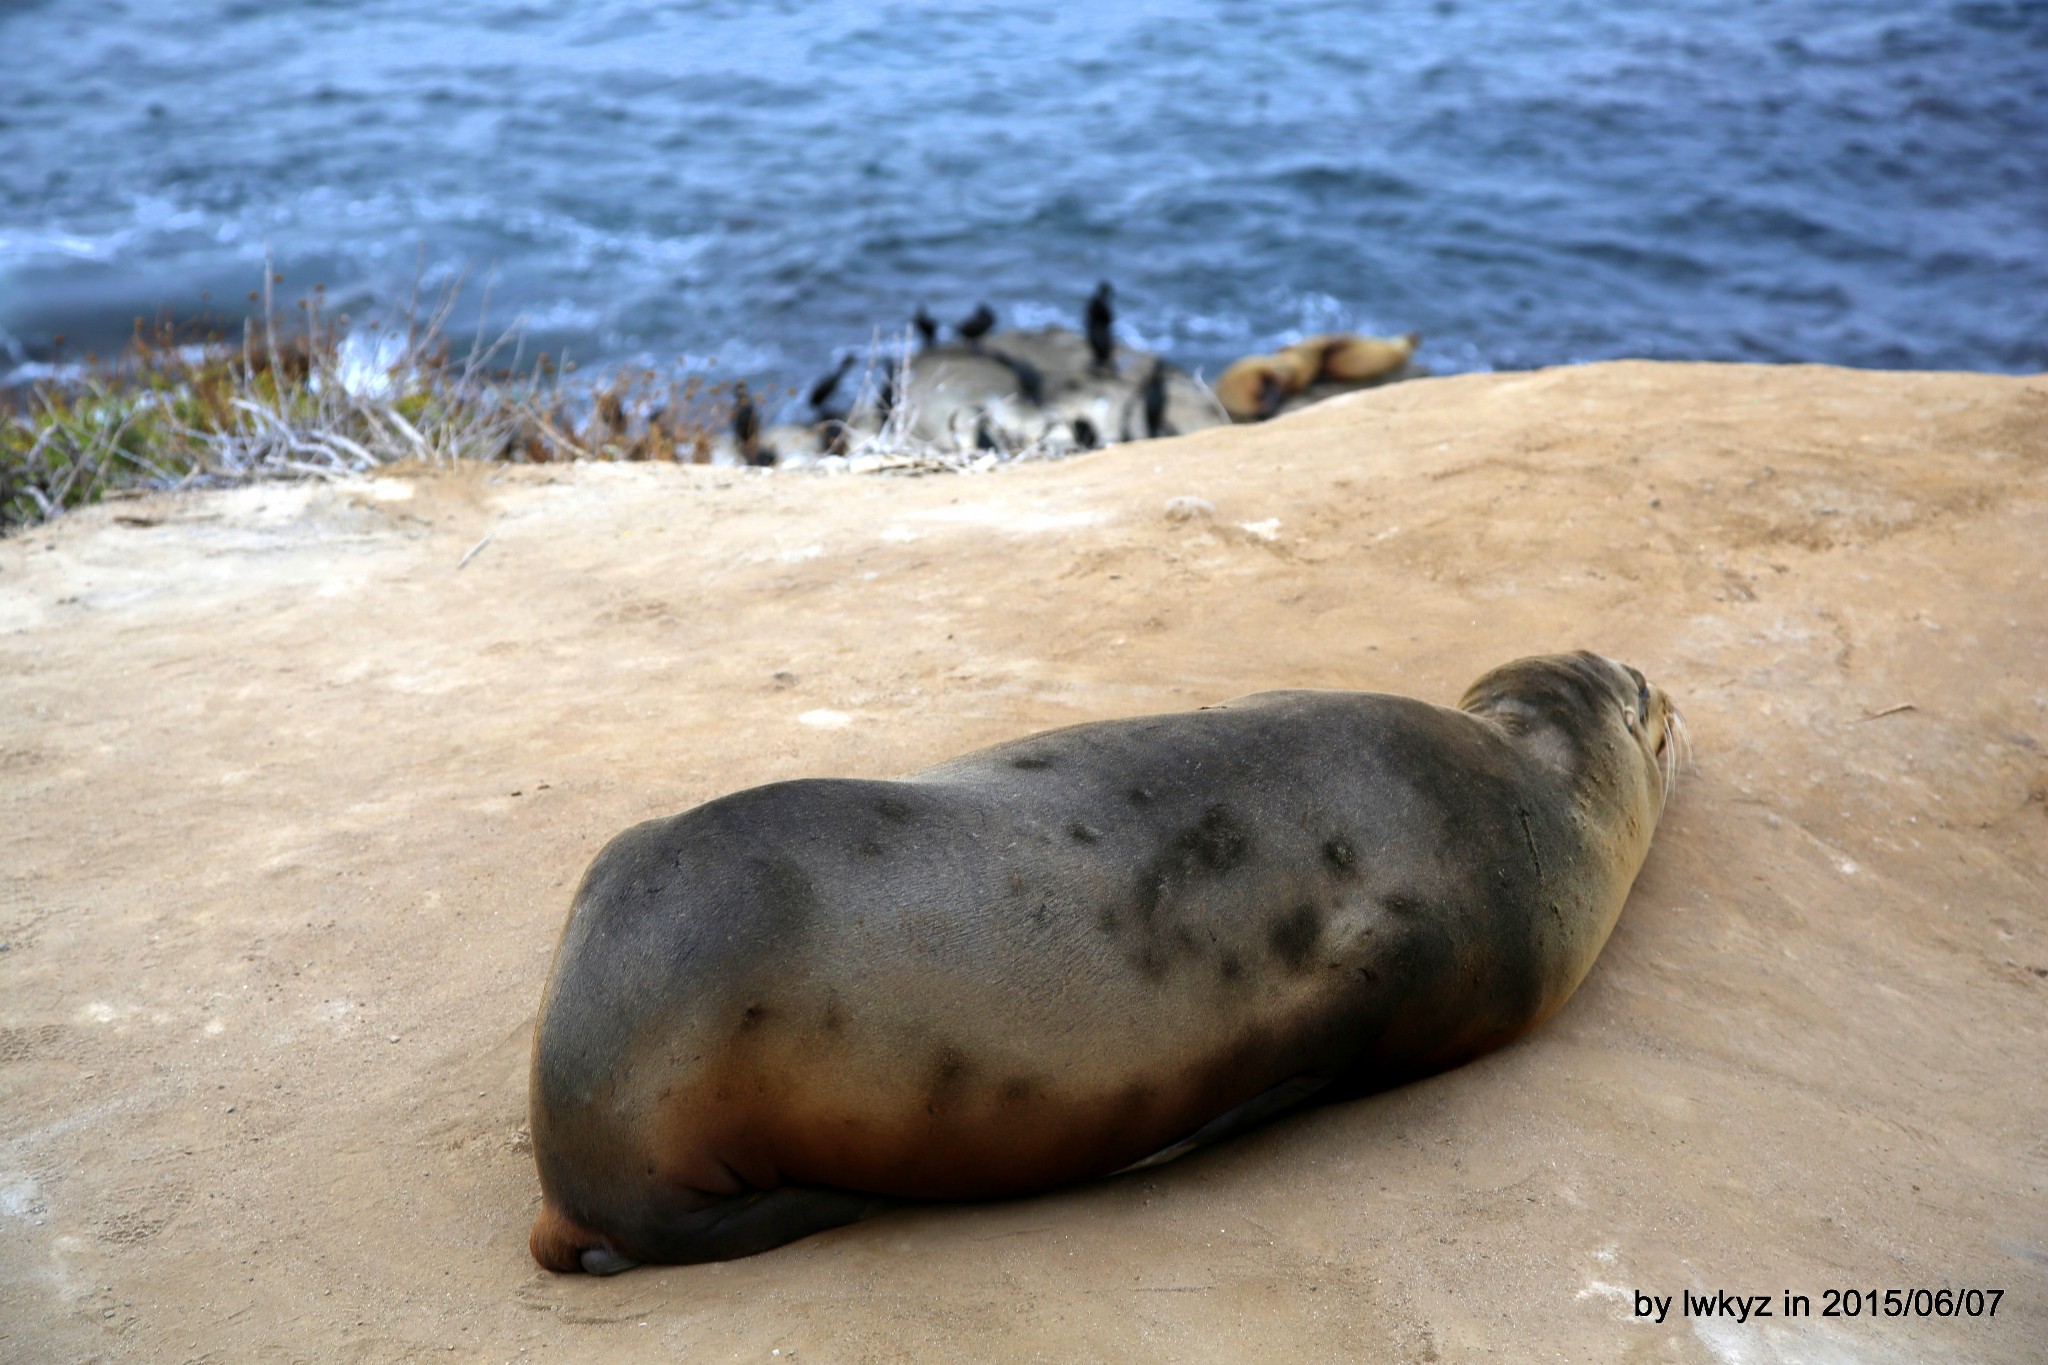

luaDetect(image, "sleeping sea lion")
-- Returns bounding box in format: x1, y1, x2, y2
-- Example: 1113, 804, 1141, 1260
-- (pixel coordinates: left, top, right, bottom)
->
529, 652, 1681, 1273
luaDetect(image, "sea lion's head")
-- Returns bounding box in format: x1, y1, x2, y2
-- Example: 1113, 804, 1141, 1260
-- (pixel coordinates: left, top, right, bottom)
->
1459, 651, 1686, 836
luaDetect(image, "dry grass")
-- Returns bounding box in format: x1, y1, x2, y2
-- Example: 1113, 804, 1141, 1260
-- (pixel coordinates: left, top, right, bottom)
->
0, 264, 773, 532
1, 268, 1159, 532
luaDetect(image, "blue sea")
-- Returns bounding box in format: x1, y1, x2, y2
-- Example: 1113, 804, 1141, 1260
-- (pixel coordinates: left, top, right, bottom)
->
2, 0, 2044, 393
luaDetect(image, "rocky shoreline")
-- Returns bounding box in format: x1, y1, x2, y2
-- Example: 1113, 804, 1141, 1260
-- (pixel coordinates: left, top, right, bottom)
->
739, 320, 1427, 472
1, 291, 1427, 527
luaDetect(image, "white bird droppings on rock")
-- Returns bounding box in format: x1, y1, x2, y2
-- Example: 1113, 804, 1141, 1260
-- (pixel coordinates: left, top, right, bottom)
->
1240, 517, 1281, 541
799, 710, 853, 729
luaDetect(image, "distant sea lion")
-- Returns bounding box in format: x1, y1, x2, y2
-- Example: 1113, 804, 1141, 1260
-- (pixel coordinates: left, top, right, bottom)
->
1214, 354, 1301, 421
1315, 330, 1419, 383
1216, 331, 1420, 420
529, 652, 1681, 1274
1273, 340, 1330, 396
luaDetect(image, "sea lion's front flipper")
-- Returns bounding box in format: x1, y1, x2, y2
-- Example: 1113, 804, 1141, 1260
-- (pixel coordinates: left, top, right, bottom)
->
627, 1186, 900, 1267
1111, 1073, 1335, 1175
578, 1246, 640, 1276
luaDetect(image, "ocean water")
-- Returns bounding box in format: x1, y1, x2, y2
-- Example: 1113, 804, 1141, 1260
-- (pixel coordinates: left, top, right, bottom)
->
2, 0, 2044, 395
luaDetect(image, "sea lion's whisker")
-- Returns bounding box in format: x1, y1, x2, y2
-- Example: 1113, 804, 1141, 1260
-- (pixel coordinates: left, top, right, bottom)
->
1660, 709, 1692, 797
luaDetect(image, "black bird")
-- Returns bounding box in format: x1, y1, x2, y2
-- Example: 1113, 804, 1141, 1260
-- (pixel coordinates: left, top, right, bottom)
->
1085, 281, 1116, 373
1070, 416, 1100, 451
731, 380, 761, 464
913, 306, 938, 349
807, 353, 856, 418
986, 348, 1045, 406
1141, 359, 1171, 440
955, 303, 995, 345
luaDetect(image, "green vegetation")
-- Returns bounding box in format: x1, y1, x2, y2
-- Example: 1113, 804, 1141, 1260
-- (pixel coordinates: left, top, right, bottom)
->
1, 271, 747, 533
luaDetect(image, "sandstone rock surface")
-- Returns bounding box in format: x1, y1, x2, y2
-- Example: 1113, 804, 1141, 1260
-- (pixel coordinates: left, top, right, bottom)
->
2, 362, 2043, 1361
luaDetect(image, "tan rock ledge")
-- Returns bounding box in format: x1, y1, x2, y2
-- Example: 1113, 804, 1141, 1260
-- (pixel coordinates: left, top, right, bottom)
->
2, 361, 2043, 1361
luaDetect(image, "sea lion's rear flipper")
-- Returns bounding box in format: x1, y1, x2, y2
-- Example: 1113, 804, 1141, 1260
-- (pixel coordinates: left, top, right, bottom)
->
1111, 1073, 1334, 1175
626, 1185, 899, 1267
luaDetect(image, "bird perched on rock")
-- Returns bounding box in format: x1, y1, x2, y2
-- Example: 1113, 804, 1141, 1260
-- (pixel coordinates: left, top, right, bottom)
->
1086, 281, 1116, 373
956, 303, 995, 346
913, 307, 938, 350
1141, 358, 1171, 439
807, 353, 856, 420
